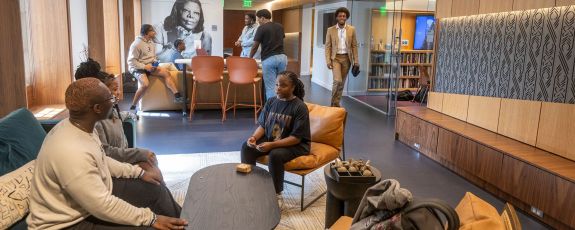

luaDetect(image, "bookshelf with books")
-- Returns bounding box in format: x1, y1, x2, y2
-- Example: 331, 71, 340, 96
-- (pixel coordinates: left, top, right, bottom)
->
368, 50, 433, 92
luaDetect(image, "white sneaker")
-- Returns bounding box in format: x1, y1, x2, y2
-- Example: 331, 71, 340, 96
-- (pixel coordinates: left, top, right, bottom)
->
276, 193, 284, 211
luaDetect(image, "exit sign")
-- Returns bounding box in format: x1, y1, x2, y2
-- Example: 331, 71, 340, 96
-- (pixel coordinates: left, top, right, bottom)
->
243, 0, 252, 7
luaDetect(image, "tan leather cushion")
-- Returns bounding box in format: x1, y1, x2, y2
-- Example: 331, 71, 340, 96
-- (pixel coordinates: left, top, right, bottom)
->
140, 70, 186, 111
329, 216, 353, 230
306, 103, 346, 148
456, 192, 505, 230
257, 142, 339, 170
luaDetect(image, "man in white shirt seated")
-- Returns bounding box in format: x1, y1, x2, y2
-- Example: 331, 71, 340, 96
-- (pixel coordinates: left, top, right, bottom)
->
27, 78, 187, 230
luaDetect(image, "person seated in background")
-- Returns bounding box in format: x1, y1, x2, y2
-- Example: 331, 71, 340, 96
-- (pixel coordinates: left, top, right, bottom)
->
27, 78, 186, 229
75, 59, 159, 172
128, 24, 183, 111
170, 39, 186, 71
240, 71, 310, 207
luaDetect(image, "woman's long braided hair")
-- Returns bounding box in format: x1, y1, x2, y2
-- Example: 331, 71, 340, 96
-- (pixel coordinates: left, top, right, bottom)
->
278, 71, 305, 101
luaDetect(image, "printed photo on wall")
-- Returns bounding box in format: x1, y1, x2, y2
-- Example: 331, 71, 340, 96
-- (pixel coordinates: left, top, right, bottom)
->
143, 0, 222, 62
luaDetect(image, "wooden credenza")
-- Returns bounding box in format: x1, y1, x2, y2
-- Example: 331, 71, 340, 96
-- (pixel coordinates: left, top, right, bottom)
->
396, 106, 575, 230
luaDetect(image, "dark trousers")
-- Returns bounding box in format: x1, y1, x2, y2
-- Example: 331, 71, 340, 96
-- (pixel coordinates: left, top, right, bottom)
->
65, 178, 181, 230
241, 140, 308, 193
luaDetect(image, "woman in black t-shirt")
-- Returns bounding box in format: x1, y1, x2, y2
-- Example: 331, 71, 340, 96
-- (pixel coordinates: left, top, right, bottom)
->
241, 71, 311, 197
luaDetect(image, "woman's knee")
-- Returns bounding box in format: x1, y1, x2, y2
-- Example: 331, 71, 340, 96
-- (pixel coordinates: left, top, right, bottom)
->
268, 149, 290, 164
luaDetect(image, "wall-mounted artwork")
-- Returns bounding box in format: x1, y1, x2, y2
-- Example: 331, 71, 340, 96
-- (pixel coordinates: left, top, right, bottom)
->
141, 0, 223, 62
435, 5, 575, 104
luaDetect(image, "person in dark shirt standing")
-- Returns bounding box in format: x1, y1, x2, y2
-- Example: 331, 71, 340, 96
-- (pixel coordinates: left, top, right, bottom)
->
249, 9, 287, 101
240, 71, 310, 207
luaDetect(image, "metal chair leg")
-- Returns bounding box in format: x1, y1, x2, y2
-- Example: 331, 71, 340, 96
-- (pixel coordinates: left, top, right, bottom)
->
253, 83, 258, 124
220, 81, 225, 122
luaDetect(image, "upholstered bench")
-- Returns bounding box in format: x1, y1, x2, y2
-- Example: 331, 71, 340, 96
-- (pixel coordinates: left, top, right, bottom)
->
139, 65, 188, 111
257, 103, 347, 211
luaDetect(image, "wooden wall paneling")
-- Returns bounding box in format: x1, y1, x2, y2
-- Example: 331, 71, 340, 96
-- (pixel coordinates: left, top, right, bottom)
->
497, 99, 541, 146
466, 96, 501, 132
427, 92, 444, 112
441, 93, 469, 121
30, 0, 73, 106
435, 0, 453, 18
437, 128, 457, 165
556, 0, 575, 6
437, 128, 477, 171
396, 110, 417, 147
513, 0, 556, 10
537, 102, 575, 162
476, 145, 503, 186
123, 0, 141, 71
479, 0, 513, 14
500, 156, 555, 214
415, 119, 439, 159
556, 177, 575, 226
451, 0, 480, 17
282, 8, 302, 33
88, 0, 122, 75
0, 0, 27, 117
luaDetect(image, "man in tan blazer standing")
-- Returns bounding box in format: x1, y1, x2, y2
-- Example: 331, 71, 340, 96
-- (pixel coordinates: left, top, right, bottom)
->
325, 7, 359, 107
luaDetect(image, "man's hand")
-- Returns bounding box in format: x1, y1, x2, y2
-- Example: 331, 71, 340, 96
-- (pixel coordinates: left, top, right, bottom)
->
140, 167, 163, 185
354, 63, 359, 68
147, 151, 158, 166
144, 64, 154, 72
152, 215, 188, 230
234, 41, 241, 47
256, 142, 274, 152
327, 63, 333, 69
247, 136, 257, 148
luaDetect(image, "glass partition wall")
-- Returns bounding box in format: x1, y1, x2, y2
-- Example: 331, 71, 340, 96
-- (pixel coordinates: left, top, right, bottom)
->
346, 0, 436, 115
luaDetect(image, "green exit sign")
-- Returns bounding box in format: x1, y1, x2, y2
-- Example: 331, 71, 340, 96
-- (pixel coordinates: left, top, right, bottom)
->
243, 0, 252, 8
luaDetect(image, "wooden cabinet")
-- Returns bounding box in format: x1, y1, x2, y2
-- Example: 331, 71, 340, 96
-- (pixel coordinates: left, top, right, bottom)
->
396, 110, 438, 159
396, 107, 575, 229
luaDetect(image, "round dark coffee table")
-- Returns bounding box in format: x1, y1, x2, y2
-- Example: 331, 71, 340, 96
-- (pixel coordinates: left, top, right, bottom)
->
180, 163, 280, 230
324, 164, 382, 228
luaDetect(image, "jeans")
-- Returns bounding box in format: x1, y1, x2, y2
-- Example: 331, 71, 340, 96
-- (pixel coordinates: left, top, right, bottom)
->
240, 139, 308, 193
64, 178, 181, 229
261, 54, 288, 100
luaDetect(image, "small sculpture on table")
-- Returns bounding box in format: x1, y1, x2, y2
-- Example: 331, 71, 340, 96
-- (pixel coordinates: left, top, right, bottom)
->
331, 158, 376, 183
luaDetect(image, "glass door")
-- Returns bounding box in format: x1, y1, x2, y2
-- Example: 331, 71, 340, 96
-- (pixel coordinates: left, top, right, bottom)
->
348, 0, 436, 115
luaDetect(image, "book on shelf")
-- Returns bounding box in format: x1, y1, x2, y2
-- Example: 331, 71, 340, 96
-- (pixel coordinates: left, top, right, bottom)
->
368, 50, 433, 91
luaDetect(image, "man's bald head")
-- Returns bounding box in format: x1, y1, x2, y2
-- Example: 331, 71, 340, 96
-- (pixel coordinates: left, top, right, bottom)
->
65, 78, 111, 116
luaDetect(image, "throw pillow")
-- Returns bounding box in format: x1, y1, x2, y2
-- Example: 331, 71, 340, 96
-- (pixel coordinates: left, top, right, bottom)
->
0, 108, 46, 175
0, 160, 35, 229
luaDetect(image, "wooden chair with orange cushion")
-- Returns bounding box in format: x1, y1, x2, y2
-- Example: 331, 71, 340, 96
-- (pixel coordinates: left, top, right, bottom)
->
257, 103, 347, 211
225, 57, 262, 123
190, 56, 226, 122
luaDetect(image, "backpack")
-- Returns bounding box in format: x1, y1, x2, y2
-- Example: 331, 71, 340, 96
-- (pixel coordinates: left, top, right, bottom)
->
399, 198, 460, 230
396, 90, 414, 101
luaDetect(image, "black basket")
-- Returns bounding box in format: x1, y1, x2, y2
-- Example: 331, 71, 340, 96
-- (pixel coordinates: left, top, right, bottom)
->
331, 163, 376, 183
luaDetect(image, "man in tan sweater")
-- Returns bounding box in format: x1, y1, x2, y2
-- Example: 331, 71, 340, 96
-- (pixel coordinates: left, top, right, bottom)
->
27, 78, 187, 229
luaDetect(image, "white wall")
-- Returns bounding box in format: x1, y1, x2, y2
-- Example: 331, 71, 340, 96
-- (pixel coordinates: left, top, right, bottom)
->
300, 5, 313, 76
141, 0, 223, 57
311, 1, 349, 90
68, 0, 89, 75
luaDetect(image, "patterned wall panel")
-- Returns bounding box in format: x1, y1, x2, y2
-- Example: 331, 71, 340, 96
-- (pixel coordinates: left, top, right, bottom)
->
435, 5, 575, 104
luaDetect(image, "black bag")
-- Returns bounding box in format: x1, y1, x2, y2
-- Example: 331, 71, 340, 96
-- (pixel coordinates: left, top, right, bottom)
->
396, 90, 414, 101
122, 72, 138, 93
413, 85, 428, 102
400, 199, 460, 230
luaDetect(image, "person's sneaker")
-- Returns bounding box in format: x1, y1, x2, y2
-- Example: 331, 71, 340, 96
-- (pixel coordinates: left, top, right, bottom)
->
129, 105, 137, 110
174, 96, 184, 104
276, 193, 285, 211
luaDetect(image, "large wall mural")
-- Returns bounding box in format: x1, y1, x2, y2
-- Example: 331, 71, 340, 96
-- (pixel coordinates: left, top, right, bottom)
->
435, 5, 575, 104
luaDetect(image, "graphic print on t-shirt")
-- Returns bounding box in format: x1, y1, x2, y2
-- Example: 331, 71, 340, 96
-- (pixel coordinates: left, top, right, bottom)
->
265, 112, 292, 141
